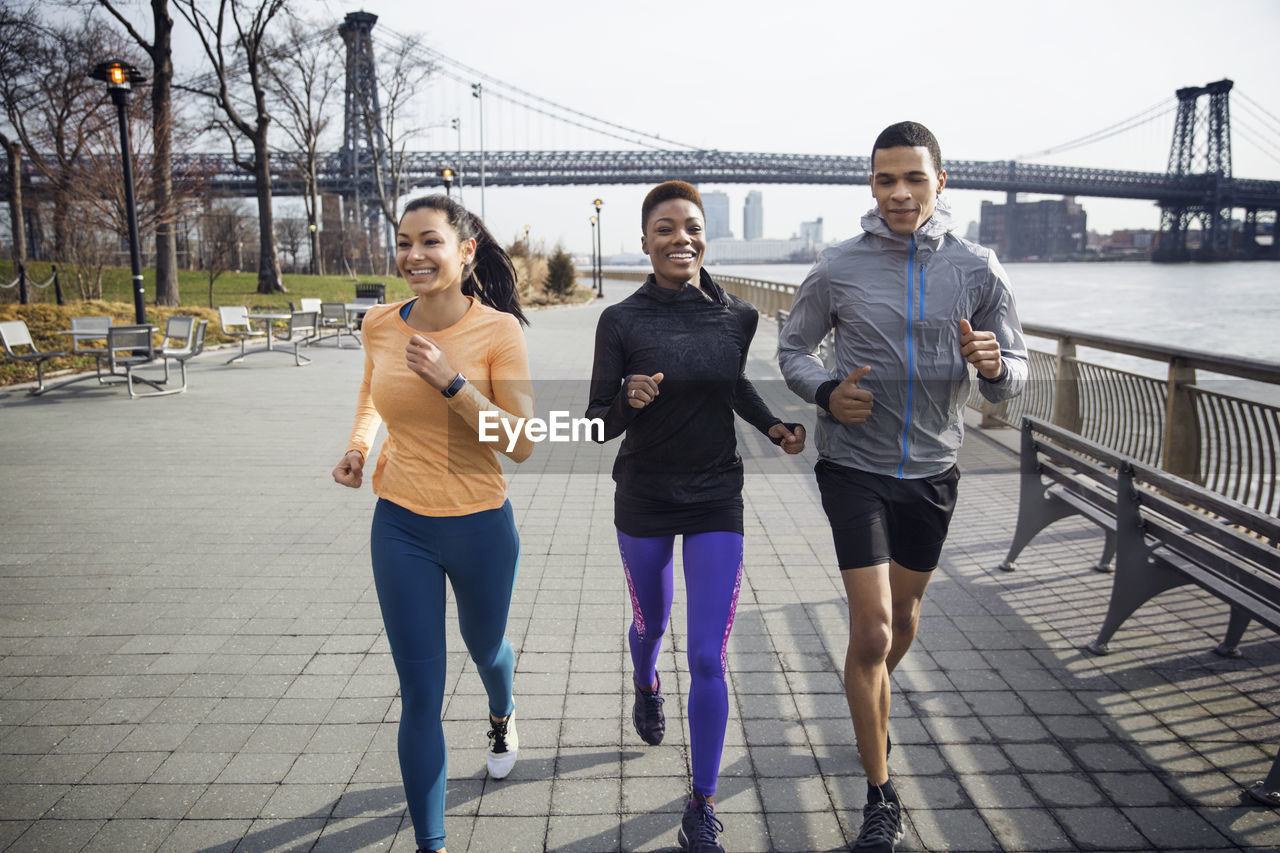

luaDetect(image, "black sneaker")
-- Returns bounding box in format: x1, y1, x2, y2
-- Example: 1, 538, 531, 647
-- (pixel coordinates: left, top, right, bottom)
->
677, 794, 725, 852
849, 799, 904, 852
632, 674, 666, 745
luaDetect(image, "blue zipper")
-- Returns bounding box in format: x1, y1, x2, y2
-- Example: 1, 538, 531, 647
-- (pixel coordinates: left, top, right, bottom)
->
896, 240, 916, 479
898, 240, 926, 478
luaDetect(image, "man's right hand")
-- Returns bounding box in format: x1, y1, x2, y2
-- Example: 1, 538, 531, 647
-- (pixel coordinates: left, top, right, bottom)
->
332, 450, 366, 489
829, 366, 874, 424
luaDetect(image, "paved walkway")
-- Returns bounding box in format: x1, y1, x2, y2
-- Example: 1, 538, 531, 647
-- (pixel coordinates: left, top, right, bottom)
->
1, 281, 1277, 852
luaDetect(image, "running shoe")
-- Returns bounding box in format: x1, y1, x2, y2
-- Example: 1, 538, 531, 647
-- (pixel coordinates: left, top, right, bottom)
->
677, 793, 725, 852
632, 674, 666, 746
486, 712, 518, 779
849, 799, 905, 852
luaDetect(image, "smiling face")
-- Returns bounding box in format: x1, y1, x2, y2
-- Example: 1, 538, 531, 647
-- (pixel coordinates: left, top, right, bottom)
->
396, 207, 475, 297
642, 198, 706, 290
870, 145, 947, 236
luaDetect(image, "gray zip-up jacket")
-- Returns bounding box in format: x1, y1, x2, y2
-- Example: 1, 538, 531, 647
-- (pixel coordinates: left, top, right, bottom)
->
778, 199, 1027, 478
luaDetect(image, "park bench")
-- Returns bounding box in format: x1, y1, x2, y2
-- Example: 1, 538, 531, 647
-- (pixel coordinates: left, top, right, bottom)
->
1001, 415, 1280, 805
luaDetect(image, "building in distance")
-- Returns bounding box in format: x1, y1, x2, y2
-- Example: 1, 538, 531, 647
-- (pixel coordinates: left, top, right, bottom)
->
703, 191, 733, 240
980, 196, 1087, 260
743, 191, 763, 241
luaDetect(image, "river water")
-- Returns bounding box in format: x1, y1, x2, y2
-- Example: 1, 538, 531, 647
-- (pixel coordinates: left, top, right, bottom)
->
706, 260, 1280, 364
701, 260, 1280, 405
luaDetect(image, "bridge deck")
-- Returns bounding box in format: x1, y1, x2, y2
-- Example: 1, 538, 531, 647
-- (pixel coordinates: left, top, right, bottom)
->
0, 281, 1276, 852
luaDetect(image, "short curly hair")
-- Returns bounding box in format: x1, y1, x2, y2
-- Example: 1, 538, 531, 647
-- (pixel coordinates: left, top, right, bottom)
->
641, 180, 704, 231
872, 121, 942, 173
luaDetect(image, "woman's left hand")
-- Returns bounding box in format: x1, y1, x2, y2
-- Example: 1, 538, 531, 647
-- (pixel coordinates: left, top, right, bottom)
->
769, 422, 806, 454
406, 334, 455, 391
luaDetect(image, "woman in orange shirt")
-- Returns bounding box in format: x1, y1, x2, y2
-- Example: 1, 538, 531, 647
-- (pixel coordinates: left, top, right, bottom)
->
332, 195, 533, 853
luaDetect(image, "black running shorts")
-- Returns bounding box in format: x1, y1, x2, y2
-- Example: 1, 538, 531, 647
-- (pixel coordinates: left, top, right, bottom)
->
815, 460, 961, 572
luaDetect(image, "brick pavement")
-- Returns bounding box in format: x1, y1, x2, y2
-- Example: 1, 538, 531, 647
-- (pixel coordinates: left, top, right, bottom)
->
0, 280, 1277, 852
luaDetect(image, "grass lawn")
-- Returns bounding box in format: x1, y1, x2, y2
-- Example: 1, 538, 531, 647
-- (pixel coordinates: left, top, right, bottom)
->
0, 260, 592, 387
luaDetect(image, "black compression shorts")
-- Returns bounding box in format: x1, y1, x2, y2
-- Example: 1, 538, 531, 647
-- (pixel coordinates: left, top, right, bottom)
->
815, 460, 960, 572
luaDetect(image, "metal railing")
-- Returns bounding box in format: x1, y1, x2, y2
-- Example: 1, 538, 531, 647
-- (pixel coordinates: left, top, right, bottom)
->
668, 270, 1280, 517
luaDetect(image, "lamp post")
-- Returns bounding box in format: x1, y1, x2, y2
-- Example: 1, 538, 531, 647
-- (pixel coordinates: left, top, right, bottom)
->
523, 224, 530, 251
589, 216, 597, 297
308, 222, 318, 275
450, 117, 464, 203
471, 83, 486, 219
91, 58, 147, 325
593, 198, 604, 297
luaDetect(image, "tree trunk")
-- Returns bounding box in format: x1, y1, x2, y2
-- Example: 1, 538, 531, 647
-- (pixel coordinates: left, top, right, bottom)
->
150, 0, 179, 306
253, 134, 283, 294
3, 136, 25, 269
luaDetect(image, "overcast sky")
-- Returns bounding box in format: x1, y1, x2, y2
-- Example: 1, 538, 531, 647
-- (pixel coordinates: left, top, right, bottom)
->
186, 0, 1280, 255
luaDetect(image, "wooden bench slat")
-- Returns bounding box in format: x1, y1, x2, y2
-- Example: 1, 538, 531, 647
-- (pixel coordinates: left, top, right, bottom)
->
1135, 487, 1280, 572
1152, 545, 1280, 635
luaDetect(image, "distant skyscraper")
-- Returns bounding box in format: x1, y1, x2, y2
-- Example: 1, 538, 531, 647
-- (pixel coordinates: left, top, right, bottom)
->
703, 191, 732, 240
743, 191, 763, 241
799, 217, 824, 245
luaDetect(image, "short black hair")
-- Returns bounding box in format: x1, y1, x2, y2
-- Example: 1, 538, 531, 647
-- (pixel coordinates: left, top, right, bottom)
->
641, 180, 704, 231
872, 121, 942, 173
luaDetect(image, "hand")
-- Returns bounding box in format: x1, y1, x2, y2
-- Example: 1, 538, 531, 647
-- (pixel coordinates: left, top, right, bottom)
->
332, 450, 365, 489
769, 422, 807, 455
405, 334, 455, 390
829, 366, 874, 424
959, 319, 1002, 380
625, 372, 664, 409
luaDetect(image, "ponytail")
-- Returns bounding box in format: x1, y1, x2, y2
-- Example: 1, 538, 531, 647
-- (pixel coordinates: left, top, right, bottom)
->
400, 195, 528, 327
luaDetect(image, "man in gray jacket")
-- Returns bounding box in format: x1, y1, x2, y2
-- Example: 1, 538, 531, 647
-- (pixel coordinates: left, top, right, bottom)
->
778, 121, 1026, 853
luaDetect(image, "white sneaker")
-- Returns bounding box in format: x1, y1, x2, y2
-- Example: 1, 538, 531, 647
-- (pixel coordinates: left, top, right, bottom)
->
486, 712, 518, 779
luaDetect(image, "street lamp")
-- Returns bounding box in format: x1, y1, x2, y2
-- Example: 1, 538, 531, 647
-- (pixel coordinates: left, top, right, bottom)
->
472, 83, 486, 219
440, 167, 454, 198
589, 216, 597, 297
90, 58, 147, 325
523, 224, 530, 249
593, 198, 604, 297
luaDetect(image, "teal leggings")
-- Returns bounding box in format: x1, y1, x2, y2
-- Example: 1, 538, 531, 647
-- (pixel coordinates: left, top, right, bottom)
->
370, 498, 519, 851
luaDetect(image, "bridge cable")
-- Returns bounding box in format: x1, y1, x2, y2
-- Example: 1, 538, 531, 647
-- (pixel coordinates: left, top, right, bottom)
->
1013, 97, 1174, 160
425, 65, 687, 151
372, 31, 702, 152
1234, 93, 1280, 138
1231, 120, 1280, 169
1236, 91, 1280, 135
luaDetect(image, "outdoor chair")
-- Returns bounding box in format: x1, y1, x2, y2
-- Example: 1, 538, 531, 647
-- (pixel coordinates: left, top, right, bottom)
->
155, 318, 207, 392
103, 324, 166, 399
315, 301, 360, 348
299, 297, 322, 315
69, 315, 111, 356
0, 320, 68, 395
278, 311, 317, 366
349, 296, 378, 330
218, 306, 267, 363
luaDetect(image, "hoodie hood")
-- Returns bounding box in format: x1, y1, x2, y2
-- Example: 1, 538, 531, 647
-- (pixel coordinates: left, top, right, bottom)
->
861, 194, 954, 242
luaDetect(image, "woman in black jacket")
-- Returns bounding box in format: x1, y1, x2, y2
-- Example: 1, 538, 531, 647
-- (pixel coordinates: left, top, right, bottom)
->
586, 181, 805, 853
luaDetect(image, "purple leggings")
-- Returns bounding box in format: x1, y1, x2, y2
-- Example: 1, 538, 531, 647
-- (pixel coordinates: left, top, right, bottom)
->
618, 529, 744, 797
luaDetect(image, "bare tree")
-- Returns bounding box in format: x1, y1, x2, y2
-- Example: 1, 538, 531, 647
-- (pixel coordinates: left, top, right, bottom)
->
176, 0, 288, 295
265, 14, 339, 276
0, 4, 37, 292
90, 0, 182, 306
356, 33, 434, 270
0, 11, 125, 271
275, 215, 304, 272
199, 201, 242, 307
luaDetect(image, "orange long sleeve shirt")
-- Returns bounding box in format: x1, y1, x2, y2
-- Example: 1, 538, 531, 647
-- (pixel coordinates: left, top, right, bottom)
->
346, 297, 534, 517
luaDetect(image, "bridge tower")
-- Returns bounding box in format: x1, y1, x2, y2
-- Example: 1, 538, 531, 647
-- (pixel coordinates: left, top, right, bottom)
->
337, 11, 389, 260
1155, 79, 1233, 262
